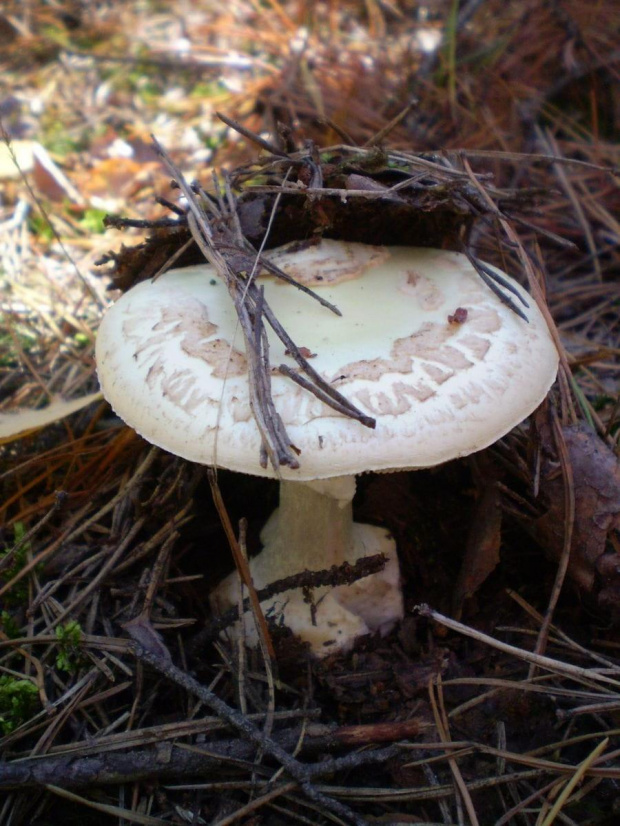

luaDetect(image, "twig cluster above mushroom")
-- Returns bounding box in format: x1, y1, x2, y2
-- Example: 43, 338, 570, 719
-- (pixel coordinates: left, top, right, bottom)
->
96, 240, 559, 656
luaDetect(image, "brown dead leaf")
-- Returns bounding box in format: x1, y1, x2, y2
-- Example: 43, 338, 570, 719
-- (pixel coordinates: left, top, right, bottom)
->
535, 424, 620, 607
123, 614, 172, 664
82, 158, 143, 196
452, 483, 502, 617
81, 157, 160, 211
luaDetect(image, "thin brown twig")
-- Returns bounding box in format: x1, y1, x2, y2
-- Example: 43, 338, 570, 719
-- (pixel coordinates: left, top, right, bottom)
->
216, 110, 290, 158
202, 553, 387, 640
529, 410, 575, 674
208, 468, 275, 661
158, 142, 299, 469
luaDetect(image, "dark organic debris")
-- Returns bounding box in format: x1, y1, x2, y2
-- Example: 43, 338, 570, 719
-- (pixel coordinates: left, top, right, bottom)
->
99, 134, 575, 300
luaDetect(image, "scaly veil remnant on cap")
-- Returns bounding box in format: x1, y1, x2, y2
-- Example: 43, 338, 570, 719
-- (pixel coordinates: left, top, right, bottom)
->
96, 240, 559, 478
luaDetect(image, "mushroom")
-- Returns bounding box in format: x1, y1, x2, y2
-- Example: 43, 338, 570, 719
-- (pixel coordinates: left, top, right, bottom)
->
96, 240, 558, 656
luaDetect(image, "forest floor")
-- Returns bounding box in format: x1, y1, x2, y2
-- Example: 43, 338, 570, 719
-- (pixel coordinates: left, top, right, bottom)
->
1, 1, 620, 824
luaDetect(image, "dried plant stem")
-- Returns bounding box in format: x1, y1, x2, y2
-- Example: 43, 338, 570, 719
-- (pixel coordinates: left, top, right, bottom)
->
208, 468, 275, 660
428, 676, 481, 826
539, 737, 609, 826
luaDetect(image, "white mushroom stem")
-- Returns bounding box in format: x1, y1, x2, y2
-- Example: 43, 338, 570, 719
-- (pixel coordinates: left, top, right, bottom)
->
211, 476, 404, 656
260, 476, 357, 577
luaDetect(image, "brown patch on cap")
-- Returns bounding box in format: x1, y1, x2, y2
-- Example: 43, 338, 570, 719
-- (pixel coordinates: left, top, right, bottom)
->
127, 301, 247, 379
182, 337, 247, 379
266, 240, 389, 287
124, 298, 248, 416
401, 269, 446, 310
355, 381, 436, 416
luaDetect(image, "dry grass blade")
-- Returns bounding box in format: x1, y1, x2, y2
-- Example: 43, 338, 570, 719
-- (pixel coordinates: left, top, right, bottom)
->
538, 738, 609, 826
529, 412, 575, 673
428, 675, 481, 825
207, 469, 275, 661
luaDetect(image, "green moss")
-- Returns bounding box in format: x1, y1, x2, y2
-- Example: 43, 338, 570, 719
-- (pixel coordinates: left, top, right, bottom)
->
0, 522, 31, 607
136, 78, 163, 103
39, 24, 71, 49
0, 676, 39, 734
72, 332, 91, 348
55, 621, 87, 674
190, 80, 226, 99
0, 328, 38, 368
28, 213, 56, 241
78, 208, 107, 234
41, 119, 90, 156
0, 611, 21, 639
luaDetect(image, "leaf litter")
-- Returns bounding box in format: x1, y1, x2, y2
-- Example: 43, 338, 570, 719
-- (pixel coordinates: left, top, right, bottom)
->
1, 0, 620, 823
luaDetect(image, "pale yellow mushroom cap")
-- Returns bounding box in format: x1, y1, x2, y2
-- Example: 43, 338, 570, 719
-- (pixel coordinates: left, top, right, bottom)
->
96, 240, 558, 477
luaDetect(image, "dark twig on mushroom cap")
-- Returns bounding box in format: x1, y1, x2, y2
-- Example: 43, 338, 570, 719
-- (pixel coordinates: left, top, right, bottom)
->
151, 138, 375, 470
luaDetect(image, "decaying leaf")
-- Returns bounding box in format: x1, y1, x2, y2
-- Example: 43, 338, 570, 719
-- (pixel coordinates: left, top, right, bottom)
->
81, 157, 160, 212
534, 424, 620, 612
123, 614, 172, 664
453, 483, 502, 617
